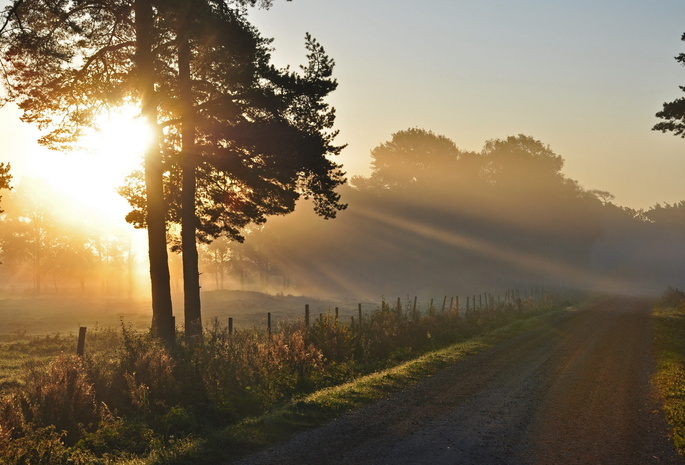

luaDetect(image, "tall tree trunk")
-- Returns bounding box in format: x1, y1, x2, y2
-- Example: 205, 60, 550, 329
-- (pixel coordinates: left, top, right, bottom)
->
178, 8, 202, 337
136, 0, 174, 344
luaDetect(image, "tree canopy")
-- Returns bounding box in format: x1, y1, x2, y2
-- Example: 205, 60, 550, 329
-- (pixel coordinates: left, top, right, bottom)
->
1, 0, 345, 338
653, 32, 685, 137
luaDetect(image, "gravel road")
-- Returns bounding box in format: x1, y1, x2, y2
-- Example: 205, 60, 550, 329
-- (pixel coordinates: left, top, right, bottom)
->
232, 297, 682, 465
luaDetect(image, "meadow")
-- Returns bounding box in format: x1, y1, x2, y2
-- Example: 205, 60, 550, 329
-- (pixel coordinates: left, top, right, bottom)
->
652, 287, 685, 456
0, 289, 573, 464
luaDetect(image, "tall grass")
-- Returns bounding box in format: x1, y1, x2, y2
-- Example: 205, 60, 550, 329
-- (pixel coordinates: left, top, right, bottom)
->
653, 287, 685, 456
0, 292, 570, 464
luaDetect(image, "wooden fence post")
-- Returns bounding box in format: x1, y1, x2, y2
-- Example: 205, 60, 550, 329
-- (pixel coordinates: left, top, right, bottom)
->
228, 317, 233, 335
305, 304, 310, 327
76, 327, 86, 357
267, 312, 272, 335
358, 303, 363, 328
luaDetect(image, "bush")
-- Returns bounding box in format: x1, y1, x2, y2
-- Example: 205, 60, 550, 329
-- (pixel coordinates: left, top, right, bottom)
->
0, 291, 569, 462
17, 355, 99, 445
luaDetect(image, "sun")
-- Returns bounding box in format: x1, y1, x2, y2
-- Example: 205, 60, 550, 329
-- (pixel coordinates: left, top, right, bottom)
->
36, 106, 153, 226
79, 106, 152, 203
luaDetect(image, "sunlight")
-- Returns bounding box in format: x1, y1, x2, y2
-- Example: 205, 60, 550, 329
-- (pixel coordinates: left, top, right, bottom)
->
351, 205, 638, 293
36, 106, 151, 223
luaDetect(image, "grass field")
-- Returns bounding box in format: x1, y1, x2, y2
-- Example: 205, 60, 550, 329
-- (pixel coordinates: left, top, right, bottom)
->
0, 290, 377, 394
0, 290, 380, 336
653, 288, 685, 456
0, 289, 572, 465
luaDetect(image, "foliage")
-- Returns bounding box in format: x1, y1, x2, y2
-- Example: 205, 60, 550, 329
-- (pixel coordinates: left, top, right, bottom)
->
653, 33, 685, 137
0, 163, 11, 213
0, 291, 570, 463
117, 20, 347, 246
0, 0, 138, 150
245, 129, 608, 296
362, 128, 464, 189
0, 180, 132, 294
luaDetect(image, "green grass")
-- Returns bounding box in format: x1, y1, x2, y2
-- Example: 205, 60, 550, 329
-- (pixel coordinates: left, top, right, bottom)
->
0, 327, 121, 395
653, 288, 685, 456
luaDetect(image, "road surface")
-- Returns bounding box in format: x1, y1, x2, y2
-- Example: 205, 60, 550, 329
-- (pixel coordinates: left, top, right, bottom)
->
233, 297, 682, 464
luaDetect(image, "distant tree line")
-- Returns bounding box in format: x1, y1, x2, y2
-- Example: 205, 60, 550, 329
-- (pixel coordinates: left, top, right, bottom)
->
216, 129, 685, 297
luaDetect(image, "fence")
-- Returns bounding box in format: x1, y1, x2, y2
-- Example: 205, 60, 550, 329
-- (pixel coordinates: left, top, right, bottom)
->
75, 287, 556, 356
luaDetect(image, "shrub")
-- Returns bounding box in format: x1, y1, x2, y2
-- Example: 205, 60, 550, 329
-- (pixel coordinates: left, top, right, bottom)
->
18, 354, 100, 445
0, 291, 570, 462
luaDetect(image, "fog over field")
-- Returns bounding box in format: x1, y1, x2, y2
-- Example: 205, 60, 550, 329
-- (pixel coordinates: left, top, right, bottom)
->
0, 130, 683, 331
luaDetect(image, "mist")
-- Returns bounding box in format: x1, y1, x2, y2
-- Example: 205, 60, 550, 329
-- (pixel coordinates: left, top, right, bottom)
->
1, 129, 683, 318
203, 130, 685, 299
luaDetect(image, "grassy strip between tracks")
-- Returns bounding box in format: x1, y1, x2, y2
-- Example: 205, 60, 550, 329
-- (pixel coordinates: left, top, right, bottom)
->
653, 287, 685, 457
129, 305, 576, 465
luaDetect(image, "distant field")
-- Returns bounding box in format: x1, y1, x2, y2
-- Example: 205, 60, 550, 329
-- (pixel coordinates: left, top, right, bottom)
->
0, 290, 379, 393
0, 290, 382, 336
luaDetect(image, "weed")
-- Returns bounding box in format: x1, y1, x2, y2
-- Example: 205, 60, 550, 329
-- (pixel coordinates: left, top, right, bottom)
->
0, 291, 572, 464
653, 289, 685, 456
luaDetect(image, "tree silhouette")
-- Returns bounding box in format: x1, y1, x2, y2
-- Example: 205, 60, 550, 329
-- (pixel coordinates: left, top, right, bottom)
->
363, 128, 463, 190
0, 0, 177, 341
118, 7, 346, 335
0, 163, 11, 213
1, 1, 339, 339
654, 32, 685, 137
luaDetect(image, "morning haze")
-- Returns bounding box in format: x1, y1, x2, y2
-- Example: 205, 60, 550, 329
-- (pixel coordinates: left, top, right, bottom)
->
0, 1, 685, 463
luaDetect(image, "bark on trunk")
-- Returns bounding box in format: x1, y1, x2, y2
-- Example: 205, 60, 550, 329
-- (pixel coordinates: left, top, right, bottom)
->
178, 9, 202, 337
136, 0, 175, 344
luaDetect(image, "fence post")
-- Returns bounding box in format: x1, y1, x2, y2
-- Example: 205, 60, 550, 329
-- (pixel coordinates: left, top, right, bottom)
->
358, 303, 363, 328
441, 296, 447, 312
335, 307, 339, 322
228, 317, 233, 335
267, 312, 272, 335
76, 327, 86, 357
305, 304, 310, 327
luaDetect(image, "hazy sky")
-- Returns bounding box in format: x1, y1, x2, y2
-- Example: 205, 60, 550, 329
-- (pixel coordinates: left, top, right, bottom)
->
248, 0, 685, 209
1, 0, 685, 210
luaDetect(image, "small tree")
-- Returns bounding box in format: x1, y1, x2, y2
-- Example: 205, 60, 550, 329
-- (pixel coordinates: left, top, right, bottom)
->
654, 32, 685, 137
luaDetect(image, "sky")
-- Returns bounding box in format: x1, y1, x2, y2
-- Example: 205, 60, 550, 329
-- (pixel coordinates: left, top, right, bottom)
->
0, 0, 685, 217
247, 0, 685, 209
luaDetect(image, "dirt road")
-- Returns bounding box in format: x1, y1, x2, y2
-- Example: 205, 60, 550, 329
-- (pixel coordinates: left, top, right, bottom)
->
233, 297, 682, 464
